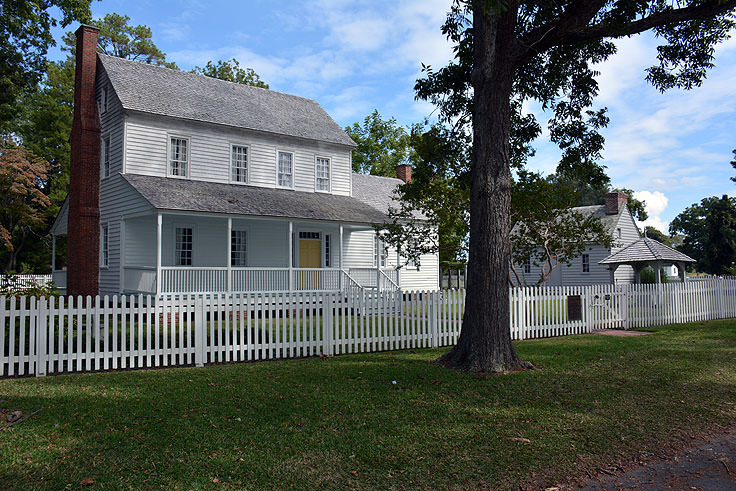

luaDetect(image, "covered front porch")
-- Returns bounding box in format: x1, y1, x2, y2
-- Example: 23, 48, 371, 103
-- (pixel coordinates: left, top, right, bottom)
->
120, 212, 399, 295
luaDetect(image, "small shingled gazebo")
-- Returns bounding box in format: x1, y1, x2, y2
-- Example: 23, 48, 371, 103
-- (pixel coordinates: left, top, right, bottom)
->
599, 237, 696, 284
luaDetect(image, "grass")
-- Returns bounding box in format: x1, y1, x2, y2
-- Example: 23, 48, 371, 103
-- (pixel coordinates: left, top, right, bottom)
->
2, 320, 736, 489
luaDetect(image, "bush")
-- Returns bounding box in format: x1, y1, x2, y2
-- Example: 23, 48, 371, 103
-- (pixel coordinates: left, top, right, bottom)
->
640, 267, 669, 284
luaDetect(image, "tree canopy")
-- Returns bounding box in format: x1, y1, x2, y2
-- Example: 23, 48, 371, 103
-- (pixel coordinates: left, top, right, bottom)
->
0, 0, 91, 134
192, 59, 269, 88
670, 195, 736, 275
345, 110, 413, 176
415, 0, 736, 373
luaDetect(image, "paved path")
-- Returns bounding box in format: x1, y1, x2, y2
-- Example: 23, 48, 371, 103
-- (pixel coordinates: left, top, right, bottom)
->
581, 431, 736, 490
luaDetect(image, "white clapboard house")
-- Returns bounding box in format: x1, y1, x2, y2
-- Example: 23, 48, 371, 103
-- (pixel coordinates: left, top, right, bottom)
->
51, 27, 438, 297
513, 192, 641, 286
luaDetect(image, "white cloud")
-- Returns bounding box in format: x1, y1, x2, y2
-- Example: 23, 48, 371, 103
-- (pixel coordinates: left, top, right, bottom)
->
633, 190, 670, 232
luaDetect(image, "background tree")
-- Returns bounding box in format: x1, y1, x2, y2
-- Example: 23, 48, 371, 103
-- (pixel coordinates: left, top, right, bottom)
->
0, 0, 90, 134
730, 148, 735, 183
345, 110, 413, 176
644, 225, 672, 246
413, 0, 735, 373
61, 13, 177, 68
670, 195, 736, 275
0, 141, 51, 271
192, 59, 268, 88
9, 12, 175, 272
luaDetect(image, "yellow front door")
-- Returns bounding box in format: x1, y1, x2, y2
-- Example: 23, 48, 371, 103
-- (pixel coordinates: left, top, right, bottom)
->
299, 239, 321, 289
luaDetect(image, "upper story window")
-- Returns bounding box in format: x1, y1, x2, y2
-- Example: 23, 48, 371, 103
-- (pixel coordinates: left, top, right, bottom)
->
231, 145, 248, 183
582, 254, 590, 273
231, 230, 247, 266
523, 258, 531, 274
277, 151, 293, 188
175, 227, 193, 266
315, 157, 330, 191
101, 135, 111, 178
617, 228, 622, 239
100, 223, 109, 267
169, 137, 189, 177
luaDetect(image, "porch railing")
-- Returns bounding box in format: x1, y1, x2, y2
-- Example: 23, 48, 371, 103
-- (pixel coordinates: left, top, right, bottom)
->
348, 268, 400, 291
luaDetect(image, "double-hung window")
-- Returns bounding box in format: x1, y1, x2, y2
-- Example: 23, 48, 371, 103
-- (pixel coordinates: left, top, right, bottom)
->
374, 235, 386, 267
231, 145, 248, 183
175, 227, 193, 266
231, 230, 247, 266
277, 151, 293, 187
99, 85, 108, 114
523, 258, 531, 274
100, 224, 109, 267
582, 254, 590, 273
170, 137, 189, 177
101, 135, 111, 178
315, 157, 330, 191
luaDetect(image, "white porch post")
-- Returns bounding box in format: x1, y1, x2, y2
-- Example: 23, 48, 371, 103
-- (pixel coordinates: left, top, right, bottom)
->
339, 224, 344, 291
156, 213, 162, 297
226, 217, 232, 294
396, 248, 401, 289
288, 221, 293, 291
119, 219, 125, 294
51, 235, 56, 272
376, 233, 381, 292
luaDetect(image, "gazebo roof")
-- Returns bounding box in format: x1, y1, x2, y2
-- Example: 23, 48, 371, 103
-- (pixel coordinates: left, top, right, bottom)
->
599, 237, 696, 265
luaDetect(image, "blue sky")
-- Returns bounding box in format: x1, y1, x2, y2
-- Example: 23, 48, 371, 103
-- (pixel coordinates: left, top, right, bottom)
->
48, 0, 736, 232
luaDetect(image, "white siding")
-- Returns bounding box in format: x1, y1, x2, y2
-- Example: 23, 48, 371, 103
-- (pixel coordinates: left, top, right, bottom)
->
124, 113, 353, 196
399, 252, 439, 291
612, 208, 640, 284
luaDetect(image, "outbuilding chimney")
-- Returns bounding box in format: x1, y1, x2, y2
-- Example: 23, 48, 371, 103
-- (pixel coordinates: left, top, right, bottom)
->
605, 191, 628, 215
396, 164, 412, 183
67, 25, 101, 297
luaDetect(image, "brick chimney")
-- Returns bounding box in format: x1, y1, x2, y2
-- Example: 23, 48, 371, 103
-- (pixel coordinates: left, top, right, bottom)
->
396, 164, 412, 183
67, 25, 101, 297
605, 191, 628, 215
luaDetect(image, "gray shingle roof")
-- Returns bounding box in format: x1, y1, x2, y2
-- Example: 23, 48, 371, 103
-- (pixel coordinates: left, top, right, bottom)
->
98, 54, 356, 147
351, 173, 427, 220
599, 237, 695, 265
122, 174, 389, 224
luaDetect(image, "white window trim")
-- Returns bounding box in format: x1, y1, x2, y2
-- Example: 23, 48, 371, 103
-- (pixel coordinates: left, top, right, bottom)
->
100, 223, 109, 268
101, 134, 111, 180
167, 134, 191, 179
229, 142, 250, 185
374, 234, 387, 268
276, 149, 295, 189
172, 223, 195, 266
582, 253, 590, 273
314, 155, 331, 193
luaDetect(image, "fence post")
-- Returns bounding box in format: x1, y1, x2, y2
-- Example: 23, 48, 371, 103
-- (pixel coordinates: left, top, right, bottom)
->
36, 296, 47, 377
429, 291, 438, 348
325, 292, 334, 356
585, 286, 593, 333
195, 295, 205, 367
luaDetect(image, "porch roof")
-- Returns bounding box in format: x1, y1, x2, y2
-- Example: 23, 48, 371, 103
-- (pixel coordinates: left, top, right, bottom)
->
599, 237, 695, 266
122, 173, 390, 224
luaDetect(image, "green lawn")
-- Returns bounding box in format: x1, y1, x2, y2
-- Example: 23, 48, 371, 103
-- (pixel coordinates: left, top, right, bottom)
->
2, 319, 736, 490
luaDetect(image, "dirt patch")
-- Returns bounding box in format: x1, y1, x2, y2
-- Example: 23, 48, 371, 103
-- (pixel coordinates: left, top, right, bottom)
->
592, 329, 652, 337
573, 427, 736, 490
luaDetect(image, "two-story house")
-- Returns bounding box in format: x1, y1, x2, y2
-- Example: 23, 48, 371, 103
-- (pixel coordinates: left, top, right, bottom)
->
51, 25, 438, 297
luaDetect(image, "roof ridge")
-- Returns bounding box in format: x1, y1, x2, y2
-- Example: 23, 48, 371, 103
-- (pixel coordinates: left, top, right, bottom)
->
352, 172, 403, 181
97, 53, 320, 104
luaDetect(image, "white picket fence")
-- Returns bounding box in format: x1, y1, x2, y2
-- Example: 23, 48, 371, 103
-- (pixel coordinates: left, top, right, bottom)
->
1, 279, 735, 377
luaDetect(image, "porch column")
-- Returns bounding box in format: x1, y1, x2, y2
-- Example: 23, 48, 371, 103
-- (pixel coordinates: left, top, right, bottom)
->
396, 248, 401, 289
678, 262, 687, 283
339, 225, 344, 291
119, 219, 125, 294
654, 261, 662, 284
288, 221, 293, 291
608, 265, 618, 284
155, 213, 162, 296
227, 217, 232, 294
376, 233, 381, 292
51, 235, 56, 272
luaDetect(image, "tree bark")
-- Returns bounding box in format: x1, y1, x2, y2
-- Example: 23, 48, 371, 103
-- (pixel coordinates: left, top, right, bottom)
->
438, 2, 531, 373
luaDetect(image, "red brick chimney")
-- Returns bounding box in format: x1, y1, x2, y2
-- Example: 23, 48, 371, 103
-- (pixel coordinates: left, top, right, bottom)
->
396, 164, 412, 183
605, 191, 628, 215
67, 25, 101, 297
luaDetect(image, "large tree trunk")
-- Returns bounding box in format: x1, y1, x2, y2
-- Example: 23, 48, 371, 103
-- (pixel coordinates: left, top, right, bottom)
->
438, 2, 530, 373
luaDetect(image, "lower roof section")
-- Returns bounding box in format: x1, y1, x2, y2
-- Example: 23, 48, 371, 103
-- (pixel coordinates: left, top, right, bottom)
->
122, 173, 390, 225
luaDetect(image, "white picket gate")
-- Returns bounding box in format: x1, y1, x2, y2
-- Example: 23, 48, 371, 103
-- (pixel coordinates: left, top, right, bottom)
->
1, 279, 735, 377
